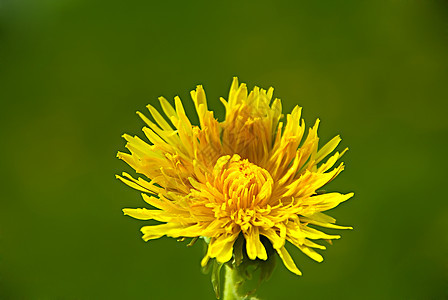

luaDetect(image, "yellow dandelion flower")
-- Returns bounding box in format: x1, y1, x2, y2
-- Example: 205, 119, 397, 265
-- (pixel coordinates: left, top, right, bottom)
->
117, 77, 353, 278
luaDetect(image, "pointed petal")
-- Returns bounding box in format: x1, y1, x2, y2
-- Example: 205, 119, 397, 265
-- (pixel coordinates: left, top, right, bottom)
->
123, 208, 176, 222
276, 246, 302, 275
244, 227, 267, 260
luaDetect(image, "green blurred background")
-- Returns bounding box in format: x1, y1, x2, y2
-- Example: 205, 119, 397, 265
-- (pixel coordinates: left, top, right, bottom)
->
1, 0, 447, 299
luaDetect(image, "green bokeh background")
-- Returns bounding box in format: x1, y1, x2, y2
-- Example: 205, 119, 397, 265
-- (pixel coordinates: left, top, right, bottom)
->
1, 1, 447, 299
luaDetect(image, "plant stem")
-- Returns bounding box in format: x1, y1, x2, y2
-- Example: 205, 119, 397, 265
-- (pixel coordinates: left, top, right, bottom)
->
223, 265, 239, 300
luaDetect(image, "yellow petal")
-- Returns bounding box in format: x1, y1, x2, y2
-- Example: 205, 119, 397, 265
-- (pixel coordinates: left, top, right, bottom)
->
301, 226, 341, 240
158, 96, 178, 124
306, 192, 354, 211
244, 227, 267, 261
141, 193, 187, 214
123, 208, 174, 222
296, 244, 323, 262
276, 246, 302, 275
209, 233, 239, 264
140, 223, 183, 241
116, 172, 161, 194
146, 104, 174, 131
260, 228, 285, 249
301, 213, 353, 229
315, 135, 341, 164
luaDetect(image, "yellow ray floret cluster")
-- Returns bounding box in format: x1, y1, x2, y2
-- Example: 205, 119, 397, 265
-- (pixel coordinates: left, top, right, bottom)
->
117, 78, 353, 275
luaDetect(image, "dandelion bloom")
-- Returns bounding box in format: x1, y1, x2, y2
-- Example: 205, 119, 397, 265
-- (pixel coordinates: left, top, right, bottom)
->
117, 78, 353, 276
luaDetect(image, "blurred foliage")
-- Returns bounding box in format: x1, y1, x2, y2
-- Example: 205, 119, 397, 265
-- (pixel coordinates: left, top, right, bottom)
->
0, 0, 447, 299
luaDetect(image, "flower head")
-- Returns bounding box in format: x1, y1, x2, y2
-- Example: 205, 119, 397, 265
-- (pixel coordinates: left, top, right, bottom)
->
117, 78, 353, 277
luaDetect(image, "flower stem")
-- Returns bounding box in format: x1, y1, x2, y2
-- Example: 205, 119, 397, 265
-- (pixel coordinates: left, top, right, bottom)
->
223, 265, 239, 300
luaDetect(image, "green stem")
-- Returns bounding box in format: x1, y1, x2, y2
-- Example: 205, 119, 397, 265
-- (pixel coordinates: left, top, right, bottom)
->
223, 265, 239, 300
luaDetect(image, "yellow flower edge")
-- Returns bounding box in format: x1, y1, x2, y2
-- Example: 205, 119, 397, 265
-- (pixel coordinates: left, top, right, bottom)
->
117, 77, 353, 276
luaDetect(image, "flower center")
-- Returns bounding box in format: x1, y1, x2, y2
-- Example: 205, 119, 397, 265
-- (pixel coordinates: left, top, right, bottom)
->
217, 155, 273, 210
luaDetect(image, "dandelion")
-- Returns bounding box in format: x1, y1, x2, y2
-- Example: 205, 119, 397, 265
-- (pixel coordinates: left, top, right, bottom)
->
117, 78, 353, 299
